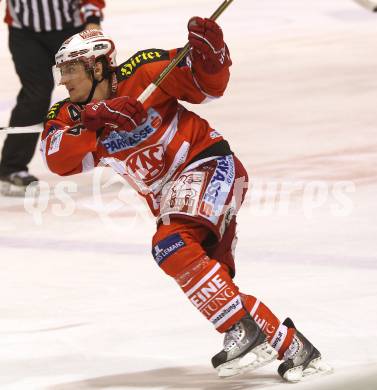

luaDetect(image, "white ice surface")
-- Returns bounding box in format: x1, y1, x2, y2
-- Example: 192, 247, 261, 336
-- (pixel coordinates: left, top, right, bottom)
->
0, 0, 377, 389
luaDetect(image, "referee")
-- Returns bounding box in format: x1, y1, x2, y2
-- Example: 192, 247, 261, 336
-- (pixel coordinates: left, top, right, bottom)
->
0, 0, 106, 196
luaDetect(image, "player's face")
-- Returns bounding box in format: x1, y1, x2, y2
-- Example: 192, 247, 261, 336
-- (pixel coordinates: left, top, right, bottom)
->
59, 61, 93, 102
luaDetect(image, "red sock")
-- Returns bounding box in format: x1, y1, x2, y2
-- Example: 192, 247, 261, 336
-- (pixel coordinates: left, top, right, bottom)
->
241, 293, 295, 358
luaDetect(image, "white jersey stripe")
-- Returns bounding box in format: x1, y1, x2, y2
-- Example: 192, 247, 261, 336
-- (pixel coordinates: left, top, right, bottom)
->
6, 0, 87, 31
156, 110, 179, 147
62, 0, 71, 23
6, 0, 22, 28
72, 1, 82, 27
31, 0, 41, 32
22, 0, 30, 27
150, 141, 190, 195
41, 0, 51, 30
250, 298, 261, 317
52, 0, 62, 30
14, 0, 21, 12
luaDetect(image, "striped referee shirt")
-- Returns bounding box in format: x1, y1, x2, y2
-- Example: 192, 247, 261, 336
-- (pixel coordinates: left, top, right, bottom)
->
3, 0, 105, 32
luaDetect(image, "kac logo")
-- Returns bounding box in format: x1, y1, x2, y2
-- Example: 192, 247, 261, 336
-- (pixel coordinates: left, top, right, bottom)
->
126, 144, 165, 184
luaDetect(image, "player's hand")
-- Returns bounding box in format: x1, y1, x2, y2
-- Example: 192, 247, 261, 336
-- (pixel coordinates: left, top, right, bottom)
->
188, 17, 231, 73
82, 96, 148, 132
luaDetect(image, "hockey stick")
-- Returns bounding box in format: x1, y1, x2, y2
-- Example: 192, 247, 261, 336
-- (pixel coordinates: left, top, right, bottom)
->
0, 124, 43, 135
137, 0, 234, 103
353, 0, 377, 11
0, 0, 234, 135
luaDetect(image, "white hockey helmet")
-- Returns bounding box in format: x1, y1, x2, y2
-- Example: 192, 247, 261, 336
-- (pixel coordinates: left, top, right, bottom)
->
55, 29, 117, 72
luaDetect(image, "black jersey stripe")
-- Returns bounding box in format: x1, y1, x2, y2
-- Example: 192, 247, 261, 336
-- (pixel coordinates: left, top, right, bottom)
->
7, 0, 87, 32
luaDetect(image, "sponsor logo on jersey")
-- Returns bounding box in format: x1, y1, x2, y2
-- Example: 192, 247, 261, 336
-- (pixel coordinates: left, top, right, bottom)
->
48, 130, 64, 155
199, 156, 235, 218
152, 233, 186, 265
118, 49, 169, 79
162, 172, 203, 214
101, 108, 162, 154
125, 144, 165, 183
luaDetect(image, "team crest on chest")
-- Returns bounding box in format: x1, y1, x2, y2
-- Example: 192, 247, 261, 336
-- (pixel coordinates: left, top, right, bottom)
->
125, 144, 165, 184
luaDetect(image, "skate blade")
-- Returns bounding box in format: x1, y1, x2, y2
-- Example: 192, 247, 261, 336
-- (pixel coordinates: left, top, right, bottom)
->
217, 342, 278, 378
283, 357, 333, 382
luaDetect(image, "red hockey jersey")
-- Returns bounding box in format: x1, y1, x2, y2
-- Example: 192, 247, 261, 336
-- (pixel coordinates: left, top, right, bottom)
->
41, 47, 231, 215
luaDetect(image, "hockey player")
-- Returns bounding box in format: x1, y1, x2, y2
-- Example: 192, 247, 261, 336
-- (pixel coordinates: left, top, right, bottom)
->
40, 20, 331, 381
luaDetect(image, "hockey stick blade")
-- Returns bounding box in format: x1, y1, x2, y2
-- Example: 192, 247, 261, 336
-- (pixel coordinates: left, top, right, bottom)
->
353, 0, 377, 12
0, 124, 43, 135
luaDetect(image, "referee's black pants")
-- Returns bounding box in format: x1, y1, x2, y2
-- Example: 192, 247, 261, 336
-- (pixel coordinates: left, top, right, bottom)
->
0, 26, 82, 176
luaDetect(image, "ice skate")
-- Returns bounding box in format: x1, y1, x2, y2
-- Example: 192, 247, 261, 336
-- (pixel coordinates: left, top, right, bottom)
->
0, 171, 38, 196
278, 318, 333, 382
212, 314, 278, 378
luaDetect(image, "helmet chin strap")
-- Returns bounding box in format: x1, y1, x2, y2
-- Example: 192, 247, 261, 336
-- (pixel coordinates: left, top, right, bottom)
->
83, 79, 99, 105
78, 70, 105, 105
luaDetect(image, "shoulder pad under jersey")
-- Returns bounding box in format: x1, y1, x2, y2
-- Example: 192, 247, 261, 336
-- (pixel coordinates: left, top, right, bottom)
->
116, 49, 170, 81
45, 98, 70, 121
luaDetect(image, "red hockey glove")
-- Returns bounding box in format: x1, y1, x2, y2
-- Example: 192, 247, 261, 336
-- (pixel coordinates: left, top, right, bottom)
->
188, 17, 231, 74
82, 96, 148, 132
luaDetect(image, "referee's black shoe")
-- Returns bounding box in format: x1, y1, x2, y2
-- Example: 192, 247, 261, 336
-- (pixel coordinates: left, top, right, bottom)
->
0, 171, 39, 196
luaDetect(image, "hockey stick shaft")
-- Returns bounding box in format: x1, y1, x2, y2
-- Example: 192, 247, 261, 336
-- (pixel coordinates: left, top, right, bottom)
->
0, 0, 234, 135
137, 0, 234, 103
0, 124, 43, 135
